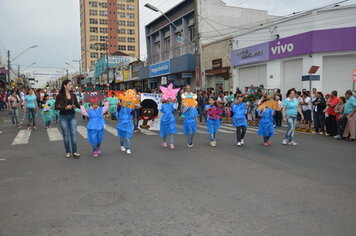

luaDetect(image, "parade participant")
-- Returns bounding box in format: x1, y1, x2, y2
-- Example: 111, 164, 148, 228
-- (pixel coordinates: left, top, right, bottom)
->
8, 90, 21, 127
117, 89, 141, 155
55, 80, 81, 158
50, 94, 59, 124
41, 94, 53, 128
257, 104, 275, 146
160, 84, 180, 149
24, 88, 38, 130
80, 97, 109, 158
205, 97, 223, 147
232, 95, 247, 147
282, 89, 304, 145
107, 92, 119, 120
181, 92, 199, 148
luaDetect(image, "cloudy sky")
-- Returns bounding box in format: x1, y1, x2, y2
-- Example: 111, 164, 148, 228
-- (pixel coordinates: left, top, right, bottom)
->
0, 0, 354, 75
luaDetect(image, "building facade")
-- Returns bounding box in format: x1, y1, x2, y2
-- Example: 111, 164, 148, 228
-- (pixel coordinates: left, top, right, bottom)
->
230, 4, 356, 95
80, 0, 140, 73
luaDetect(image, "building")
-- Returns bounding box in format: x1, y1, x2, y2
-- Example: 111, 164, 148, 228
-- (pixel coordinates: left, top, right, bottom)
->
230, 4, 356, 95
79, 0, 140, 73
140, 0, 275, 90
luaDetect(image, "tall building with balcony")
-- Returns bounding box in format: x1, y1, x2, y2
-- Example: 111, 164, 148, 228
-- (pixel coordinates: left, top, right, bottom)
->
80, 0, 140, 73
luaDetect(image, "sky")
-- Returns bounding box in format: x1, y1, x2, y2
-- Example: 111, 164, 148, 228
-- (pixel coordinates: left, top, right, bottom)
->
0, 0, 354, 75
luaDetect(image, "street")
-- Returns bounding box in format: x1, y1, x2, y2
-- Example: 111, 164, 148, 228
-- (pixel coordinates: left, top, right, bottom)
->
0, 111, 355, 235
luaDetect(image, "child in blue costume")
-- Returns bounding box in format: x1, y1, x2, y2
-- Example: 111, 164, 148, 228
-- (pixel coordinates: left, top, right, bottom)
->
258, 106, 275, 146
49, 95, 59, 124
81, 101, 109, 158
205, 97, 223, 147
160, 98, 178, 149
182, 106, 199, 147
41, 94, 53, 128
232, 95, 247, 147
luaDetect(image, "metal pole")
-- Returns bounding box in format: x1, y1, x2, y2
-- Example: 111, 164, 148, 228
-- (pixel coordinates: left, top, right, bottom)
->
7, 50, 10, 83
309, 74, 312, 92
194, 0, 202, 89
353, 81, 355, 92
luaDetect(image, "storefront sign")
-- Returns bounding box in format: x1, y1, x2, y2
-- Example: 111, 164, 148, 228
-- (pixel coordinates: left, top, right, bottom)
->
182, 73, 192, 78
108, 56, 135, 66
149, 60, 170, 77
212, 59, 222, 69
231, 43, 269, 66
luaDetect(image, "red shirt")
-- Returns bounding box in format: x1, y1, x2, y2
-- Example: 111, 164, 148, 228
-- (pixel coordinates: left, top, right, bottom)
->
327, 96, 340, 116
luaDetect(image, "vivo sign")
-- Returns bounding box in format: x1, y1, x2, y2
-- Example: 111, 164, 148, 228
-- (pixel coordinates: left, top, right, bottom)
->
271, 42, 294, 55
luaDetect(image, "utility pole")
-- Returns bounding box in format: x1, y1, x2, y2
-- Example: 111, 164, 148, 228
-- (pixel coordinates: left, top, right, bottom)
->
106, 44, 110, 88
194, 0, 202, 90
7, 50, 10, 83
66, 69, 69, 80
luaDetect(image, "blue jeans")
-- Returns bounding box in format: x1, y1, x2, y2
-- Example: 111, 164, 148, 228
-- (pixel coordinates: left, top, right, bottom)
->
163, 134, 174, 145
263, 136, 271, 142
45, 120, 51, 127
59, 114, 78, 154
209, 133, 216, 141
133, 109, 139, 130
92, 143, 101, 152
11, 107, 19, 125
187, 134, 194, 145
198, 105, 207, 123
285, 116, 297, 142
120, 137, 131, 150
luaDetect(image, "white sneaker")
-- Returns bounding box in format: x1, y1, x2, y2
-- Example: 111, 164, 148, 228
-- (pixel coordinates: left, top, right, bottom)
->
126, 149, 131, 154
282, 139, 288, 145
241, 139, 244, 145
212, 141, 217, 147
288, 141, 297, 146
333, 135, 341, 139
187, 144, 194, 148
120, 146, 126, 152
237, 142, 242, 147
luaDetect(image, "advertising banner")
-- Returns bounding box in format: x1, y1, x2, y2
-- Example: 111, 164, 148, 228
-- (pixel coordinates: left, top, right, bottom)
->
138, 93, 162, 131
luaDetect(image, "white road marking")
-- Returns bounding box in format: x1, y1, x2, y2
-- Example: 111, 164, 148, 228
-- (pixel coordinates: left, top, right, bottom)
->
47, 128, 63, 141
140, 129, 159, 136
0, 159, 5, 161
104, 125, 117, 136
176, 124, 205, 134
77, 126, 87, 139
12, 130, 31, 145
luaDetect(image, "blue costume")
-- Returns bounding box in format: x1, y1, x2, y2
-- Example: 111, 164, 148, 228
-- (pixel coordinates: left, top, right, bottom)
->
232, 102, 247, 127
160, 103, 178, 138
183, 107, 198, 135
87, 107, 105, 146
205, 105, 222, 135
116, 106, 134, 139
258, 108, 275, 137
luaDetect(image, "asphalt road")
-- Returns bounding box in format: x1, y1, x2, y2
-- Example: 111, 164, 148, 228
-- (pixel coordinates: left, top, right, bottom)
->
0, 110, 355, 236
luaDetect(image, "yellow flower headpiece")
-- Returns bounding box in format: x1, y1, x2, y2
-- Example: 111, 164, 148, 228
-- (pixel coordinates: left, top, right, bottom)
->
119, 89, 139, 108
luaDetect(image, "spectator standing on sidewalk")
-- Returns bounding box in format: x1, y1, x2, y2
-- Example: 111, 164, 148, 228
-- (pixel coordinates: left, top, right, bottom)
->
312, 92, 327, 134
342, 90, 356, 141
334, 96, 346, 139
325, 90, 340, 137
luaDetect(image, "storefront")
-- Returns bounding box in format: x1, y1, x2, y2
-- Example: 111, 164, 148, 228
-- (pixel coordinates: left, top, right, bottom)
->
205, 59, 231, 93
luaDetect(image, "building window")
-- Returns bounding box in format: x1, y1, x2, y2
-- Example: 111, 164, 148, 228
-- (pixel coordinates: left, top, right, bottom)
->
98, 2, 107, 8
164, 37, 170, 52
126, 0, 134, 2
189, 27, 195, 42
118, 28, 126, 34
99, 19, 108, 25
118, 20, 126, 26
127, 4, 135, 10
89, 18, 98, 24
117, 0, 125, 2
127, 13, 135, 19
128, 29, 135, 35
89, 1, 98, 7
89, 10, 98, 16
90, 35, 98, 42
90, 52, 99, 58
118, 45, 126, 51
127, 45, 135, 51
127, 37, 135, 43
89, 27, 98, 33
118, 37, 126, 42
99, 27, 108, 33
127, 21, 135, 27
118, 12, 126, 18
99, 10, 107, 16
118, 4, 125, 10
100, 36, 108, 42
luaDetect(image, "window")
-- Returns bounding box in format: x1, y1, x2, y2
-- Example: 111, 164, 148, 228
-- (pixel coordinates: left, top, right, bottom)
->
117, 0, 125, 2
127, 21, 135, 27
89, 10, 98, 16
118, 20, 126, 26
127, 0, 134, 2
164, 37, 170, 52
89, 27, 98, 32
118, 4, 125, 10
99, 10, 107, 16
118, 37, 126, 42
99, 2, 107, 8
189, 27, 195, 42
118, 45, 126, 51
100, 36, 108, 42
89, 1, 98, 7
90, 35, 98, 42
128, 29, 135, 35
99, 19, 107, 25
90, 52, 99, 58
90, 44, 97, 49
128, 45, 135, 51
89, 18, 98, 24
118, 28, 126, 34
99, 27, 108, 33
127, 4, 135, 10
118, 12, 126, 18
127, 37, 135, 43
127, 13, 135, 19
91, 61, 96, 66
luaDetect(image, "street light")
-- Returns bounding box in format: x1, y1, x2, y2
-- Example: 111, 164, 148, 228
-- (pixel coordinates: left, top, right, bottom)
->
11, 45, 38, 62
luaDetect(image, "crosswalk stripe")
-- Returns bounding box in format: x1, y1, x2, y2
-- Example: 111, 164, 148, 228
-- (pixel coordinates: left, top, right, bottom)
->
12, 130, 31, 145
47, 128, 63, 141
176, 124, 205, 134
77, 126, 87, 139
140, 128, 158, 135
104, 125, 117, 136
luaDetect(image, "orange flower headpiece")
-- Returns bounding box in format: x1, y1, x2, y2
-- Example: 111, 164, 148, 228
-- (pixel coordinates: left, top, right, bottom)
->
119, 89, 139, 108
181, 92, 197, 107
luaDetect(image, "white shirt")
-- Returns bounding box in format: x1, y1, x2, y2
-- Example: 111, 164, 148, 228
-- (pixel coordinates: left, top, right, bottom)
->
302, 97, 312, 111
